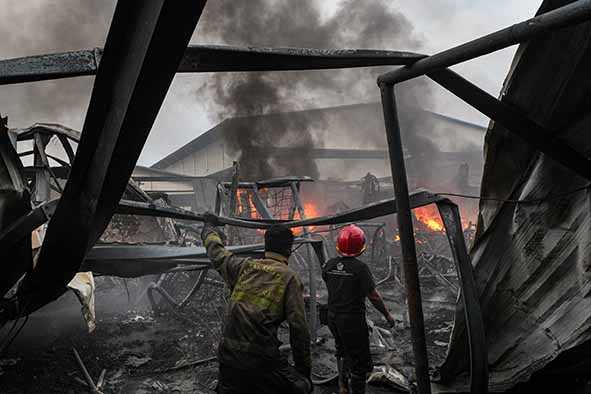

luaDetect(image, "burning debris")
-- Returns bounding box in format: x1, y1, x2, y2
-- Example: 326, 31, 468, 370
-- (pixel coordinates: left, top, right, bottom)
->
414, 205, 445, 233
2, 0, 591, 393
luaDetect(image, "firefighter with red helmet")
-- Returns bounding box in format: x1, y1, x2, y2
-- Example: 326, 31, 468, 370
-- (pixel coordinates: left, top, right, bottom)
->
322, 224, 396, 394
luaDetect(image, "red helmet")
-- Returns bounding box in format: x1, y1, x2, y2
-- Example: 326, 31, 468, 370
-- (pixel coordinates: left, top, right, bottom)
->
336, 224, 366, 257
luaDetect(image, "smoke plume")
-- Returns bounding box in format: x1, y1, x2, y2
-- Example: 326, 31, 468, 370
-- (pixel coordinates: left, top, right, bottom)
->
195, 0, 436, 180
0, 0, 440, 182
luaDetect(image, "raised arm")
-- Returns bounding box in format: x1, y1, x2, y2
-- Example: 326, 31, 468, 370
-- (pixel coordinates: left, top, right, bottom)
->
201, 216, 247, 289
284, 275, 312, 381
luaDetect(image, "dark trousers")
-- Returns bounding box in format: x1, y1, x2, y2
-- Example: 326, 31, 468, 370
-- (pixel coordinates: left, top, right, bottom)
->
217, 362, 309, 394
328, 311, 372, 393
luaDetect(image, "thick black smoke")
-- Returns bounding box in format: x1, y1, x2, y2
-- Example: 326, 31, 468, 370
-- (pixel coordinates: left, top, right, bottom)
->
1, 0, 440, 182
195, 0, 436, 180
0, 1, 116, 127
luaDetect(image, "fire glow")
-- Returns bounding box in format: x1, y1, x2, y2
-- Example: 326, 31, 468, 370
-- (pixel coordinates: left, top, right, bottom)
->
414, 205, 445, 232
292, 202, 320, 235
235, 190, 321, 235
236, 189, 256, 218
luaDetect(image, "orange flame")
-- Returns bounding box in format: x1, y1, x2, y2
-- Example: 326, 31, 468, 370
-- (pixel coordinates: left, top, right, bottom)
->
236, 189, 258, 218
414, 205, 444, 232
292, 202, 320, 235
235, 190, 323, 236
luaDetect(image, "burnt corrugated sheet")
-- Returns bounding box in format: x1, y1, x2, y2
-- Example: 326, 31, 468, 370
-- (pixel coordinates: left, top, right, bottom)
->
438, 0, 591, 391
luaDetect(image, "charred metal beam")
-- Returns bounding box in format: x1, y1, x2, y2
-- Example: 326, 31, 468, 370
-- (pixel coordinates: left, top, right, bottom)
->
17, 0, 208, 314
0, 199, 57, 248
15, 123, 81, 142
428, 68, 591, 180
251, 190, 274, 219
86, 243, 263, 262
0, 46, 424, 85
380, 84, 431, 394
228, 161, 240, 218
82, 238, 323, 277
23, 165, 69, 181
116, 190, 445, 229
215, 183, 224, 216
0, 191, 443, 254
378, 0, 591, 85
32, 133, 51, 202
437, 201, 488, 394
0, 49, 102, 85
180, 45, 423, 72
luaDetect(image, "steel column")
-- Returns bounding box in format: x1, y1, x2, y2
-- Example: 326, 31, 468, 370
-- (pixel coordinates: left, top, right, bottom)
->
32, 133, 50, 202
379, 83, 431, 394
290, 181, 318, 342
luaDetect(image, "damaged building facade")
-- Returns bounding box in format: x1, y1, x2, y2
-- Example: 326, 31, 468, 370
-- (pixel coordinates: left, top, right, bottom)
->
149, 103, 485, 182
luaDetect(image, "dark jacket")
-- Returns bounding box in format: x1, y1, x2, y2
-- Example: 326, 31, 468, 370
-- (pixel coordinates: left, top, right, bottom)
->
202, 228, 311, 376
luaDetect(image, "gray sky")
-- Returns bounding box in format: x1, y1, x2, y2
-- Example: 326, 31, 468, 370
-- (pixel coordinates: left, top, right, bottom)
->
0, 0, 542, 166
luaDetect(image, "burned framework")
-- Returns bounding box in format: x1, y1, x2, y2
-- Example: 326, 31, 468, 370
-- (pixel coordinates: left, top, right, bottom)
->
1, 0, 591, 393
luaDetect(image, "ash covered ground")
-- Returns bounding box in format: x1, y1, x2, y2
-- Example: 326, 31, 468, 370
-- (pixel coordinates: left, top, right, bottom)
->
1, 244, 457, 394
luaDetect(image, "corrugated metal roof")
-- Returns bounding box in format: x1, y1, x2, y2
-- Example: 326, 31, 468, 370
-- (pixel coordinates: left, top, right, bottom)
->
438, 1, 591, 391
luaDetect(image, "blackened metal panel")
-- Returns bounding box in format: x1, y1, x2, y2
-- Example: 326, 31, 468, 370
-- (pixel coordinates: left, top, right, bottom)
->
438, 0, 591, 390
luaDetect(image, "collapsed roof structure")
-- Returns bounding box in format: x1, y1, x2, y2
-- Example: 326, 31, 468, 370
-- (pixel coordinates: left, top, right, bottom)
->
1, 0, 591, 393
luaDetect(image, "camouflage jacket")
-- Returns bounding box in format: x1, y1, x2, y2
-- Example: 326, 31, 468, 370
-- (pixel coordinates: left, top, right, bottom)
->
202, 227, 311, 376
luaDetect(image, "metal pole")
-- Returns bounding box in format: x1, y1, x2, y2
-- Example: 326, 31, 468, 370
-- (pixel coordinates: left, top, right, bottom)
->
33, 133, 50, 203
0, 46, 424, 86
378, 0, 591, 85
228, 161, 240, 244
72, 347, 101, 393
290, 181, 318, 342
437, 201, 488, 393
379, 83, 431, 394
